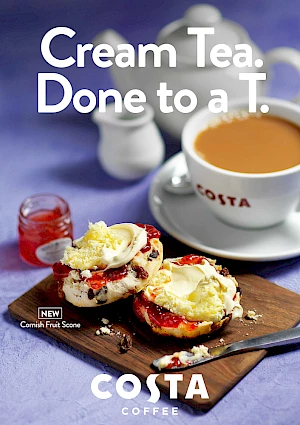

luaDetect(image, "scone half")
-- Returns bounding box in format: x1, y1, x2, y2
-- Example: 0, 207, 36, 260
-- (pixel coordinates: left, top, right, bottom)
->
133, 254, 242, 338
53, 222, 163, 307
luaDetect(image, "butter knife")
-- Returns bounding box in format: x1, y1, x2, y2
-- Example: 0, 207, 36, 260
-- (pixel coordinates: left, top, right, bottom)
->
152, 327, 300, 371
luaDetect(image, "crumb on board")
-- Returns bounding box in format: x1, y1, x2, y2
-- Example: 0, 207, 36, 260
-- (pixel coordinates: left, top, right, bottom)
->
101, 318, 110, 325
95, 326, 111, 336
219, 338, 225, 344
119, 334, 132, 353
245, 310, 262, 321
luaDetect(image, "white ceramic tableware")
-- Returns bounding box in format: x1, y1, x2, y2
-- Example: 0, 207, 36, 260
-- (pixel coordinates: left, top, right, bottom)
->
149, 152, 300, 261
93, 4, 300, 138
92, 102, 165, 180
182, 97, 300, 229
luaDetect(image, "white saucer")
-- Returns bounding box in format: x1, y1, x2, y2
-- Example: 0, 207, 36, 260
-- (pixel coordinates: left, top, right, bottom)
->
149, 152, 300, 262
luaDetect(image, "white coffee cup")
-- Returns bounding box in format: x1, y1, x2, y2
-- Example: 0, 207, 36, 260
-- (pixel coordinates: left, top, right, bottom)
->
182, 97, 300, 229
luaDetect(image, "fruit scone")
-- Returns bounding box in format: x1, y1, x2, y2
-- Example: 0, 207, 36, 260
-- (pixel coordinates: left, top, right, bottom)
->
52, 221, 163, 307
133, 254, 243, 338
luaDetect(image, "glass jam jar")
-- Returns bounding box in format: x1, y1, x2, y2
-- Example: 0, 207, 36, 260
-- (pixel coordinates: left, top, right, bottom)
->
18, 194, 73, 267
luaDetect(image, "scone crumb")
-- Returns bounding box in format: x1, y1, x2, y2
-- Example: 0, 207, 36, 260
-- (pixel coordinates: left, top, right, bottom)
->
101, 318, 110, 325
81, 269, 92, 279
95, 326, 111, 336
219, 338, 225, 344
245, 310, 262, 321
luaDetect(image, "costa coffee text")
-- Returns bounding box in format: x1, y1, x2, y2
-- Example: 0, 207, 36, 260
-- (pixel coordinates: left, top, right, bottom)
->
91, 373, 209, 403
197, 185, 251, 207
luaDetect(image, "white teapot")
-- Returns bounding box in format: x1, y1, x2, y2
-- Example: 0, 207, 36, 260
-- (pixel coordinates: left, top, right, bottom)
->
94, 4, 300, 139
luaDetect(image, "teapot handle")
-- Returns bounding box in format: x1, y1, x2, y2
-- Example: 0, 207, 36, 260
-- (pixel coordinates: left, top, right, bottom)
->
264, 47, 300, 103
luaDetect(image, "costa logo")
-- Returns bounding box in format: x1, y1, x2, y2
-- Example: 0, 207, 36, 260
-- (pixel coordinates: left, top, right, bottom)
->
196, 185, 251, 208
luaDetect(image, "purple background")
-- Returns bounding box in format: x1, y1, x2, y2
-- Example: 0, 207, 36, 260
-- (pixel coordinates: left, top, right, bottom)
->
1, 1, 300, 424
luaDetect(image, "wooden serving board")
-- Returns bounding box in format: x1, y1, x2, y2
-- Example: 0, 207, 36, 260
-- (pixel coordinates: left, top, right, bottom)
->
8, 237, 300, 411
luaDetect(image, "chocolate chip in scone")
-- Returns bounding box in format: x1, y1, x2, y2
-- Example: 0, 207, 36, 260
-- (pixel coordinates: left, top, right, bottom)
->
119, 334, 132, 353
132, 265, 149, 279
95, 286, 108, 304
88, 288, 94, 300
148, 250, 159, 260
220, 267, 230, 276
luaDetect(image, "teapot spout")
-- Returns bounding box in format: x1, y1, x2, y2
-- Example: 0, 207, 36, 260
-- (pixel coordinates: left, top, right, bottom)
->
92, 29, 135, 95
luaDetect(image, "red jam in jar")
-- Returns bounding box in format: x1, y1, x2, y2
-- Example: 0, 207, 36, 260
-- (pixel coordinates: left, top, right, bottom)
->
18, 194, 73, 267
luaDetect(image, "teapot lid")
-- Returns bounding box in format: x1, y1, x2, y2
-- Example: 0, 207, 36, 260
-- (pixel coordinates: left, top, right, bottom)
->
157, 4, 248, 67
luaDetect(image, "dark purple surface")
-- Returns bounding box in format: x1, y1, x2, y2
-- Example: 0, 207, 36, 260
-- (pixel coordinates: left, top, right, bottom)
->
1, 1, 300, 424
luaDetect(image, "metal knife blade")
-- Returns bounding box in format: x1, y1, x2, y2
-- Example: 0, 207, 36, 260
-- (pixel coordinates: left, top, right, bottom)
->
152, 327, 300, 371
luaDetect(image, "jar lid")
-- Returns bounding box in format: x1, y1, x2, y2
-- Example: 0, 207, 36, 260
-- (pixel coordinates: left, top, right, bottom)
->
157, 4, 247, 67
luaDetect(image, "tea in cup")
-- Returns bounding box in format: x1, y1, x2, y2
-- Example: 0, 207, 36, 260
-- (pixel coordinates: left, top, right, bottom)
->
182, 97, 300, 229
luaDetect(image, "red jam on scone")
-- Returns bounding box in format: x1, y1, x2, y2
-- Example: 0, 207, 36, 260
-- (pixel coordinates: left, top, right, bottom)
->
133, 255, 242, 338
52, 221, 163, 307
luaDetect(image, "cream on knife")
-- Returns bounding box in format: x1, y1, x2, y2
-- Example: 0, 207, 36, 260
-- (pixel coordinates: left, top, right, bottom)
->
153, 327, 300, 371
